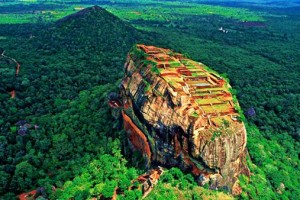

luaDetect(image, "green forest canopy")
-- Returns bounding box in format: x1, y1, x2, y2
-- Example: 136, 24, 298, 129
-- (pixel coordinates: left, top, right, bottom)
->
0, 1, 299, 199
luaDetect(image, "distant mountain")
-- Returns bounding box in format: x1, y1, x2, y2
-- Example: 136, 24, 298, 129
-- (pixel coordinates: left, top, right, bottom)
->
25, 5, 144, 94
56, 5, 107, 24
41, 5, 140, 56
2, 5, 145, 115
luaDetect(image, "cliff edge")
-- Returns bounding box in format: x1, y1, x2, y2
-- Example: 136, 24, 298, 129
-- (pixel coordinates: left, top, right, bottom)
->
118, 44, 250, 194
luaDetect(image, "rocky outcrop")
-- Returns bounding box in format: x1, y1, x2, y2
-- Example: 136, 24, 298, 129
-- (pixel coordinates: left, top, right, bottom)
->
136, 167, 164, 198
119, 44, 250, 193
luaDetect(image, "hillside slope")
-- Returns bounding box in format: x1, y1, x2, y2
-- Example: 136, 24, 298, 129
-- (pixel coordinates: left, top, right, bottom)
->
0, 6, 143, 198
50, 5, 140, 55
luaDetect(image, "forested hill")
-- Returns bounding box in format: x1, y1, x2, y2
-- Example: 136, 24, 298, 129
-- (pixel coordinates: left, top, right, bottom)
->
0, 6, 146, 198
2, 5, 144, 117
46, 5, 140, 56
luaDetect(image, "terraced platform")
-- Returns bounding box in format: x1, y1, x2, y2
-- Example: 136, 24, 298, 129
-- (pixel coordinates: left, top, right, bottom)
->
136, 44, 239, 135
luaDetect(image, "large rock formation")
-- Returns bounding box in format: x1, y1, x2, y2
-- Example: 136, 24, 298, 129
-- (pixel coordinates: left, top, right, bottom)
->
119, 44, 250, 193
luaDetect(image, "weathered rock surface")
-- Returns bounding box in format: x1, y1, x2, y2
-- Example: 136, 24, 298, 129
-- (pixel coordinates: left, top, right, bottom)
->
119, 44, 250, 193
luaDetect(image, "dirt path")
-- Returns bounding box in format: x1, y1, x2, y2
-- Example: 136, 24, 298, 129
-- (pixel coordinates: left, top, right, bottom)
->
1, 50, 21, 98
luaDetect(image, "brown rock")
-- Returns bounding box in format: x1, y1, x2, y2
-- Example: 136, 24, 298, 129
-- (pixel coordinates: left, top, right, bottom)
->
119, 44, 250, 193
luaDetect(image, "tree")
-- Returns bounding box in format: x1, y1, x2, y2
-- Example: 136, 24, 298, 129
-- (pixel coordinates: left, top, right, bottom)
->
102, 180, 117, 198
118, 174, 131, 192
0, 171, 10, 194
10, 161, 38, 192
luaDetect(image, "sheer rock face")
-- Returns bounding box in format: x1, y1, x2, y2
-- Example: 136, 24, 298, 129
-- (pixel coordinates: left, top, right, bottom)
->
120, 44, 250, 193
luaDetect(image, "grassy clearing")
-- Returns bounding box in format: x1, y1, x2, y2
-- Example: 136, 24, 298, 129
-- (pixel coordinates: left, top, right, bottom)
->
0, 4, 91, 24
0, 0, 266, 24
163, 2, 265, 21
0, 14, 32, 24
109, 1, 265, 23
169, 61, 182, 68
196, 98, 222, 105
